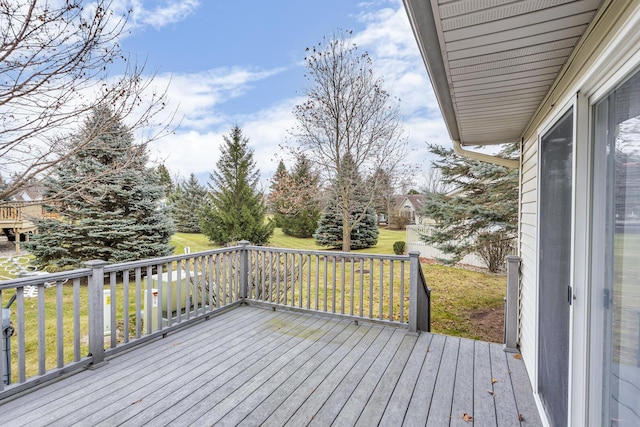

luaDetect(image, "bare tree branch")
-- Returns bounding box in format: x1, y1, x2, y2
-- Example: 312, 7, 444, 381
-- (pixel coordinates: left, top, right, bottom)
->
0, 0, 173, 200
291, 29, 407, 251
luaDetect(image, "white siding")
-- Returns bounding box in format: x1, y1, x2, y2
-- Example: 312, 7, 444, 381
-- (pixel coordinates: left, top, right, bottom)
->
519, 136, 538, 380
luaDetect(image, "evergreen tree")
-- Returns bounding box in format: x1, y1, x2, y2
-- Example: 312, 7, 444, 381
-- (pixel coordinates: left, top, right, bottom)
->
315, 154, 378, 249
268, 160, 289, 228
268, 154, 321, 238
282, 154, 321, 237
421, 143, 518, 272
156, 163, 174, 198
314, 201, 378, 250
169, 173, 208, 233
200, 126, 274, 245
27, 106, 174, 268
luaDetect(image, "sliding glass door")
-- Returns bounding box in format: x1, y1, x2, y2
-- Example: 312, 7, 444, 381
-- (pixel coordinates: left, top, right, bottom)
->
593, 69, 640, 426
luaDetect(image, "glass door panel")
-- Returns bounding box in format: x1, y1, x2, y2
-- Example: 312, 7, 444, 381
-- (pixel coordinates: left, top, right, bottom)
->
595, 69, 640, 426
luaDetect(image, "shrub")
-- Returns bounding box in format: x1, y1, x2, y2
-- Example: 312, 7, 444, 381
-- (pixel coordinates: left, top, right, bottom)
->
393, 241, 406, 255
475, 231, 515, 273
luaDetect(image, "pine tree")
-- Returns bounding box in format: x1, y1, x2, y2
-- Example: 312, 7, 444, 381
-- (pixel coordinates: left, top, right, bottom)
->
421, 143, 518, 272
200, 126, 274, 245
314, 201, 378, 250
169, 173, 208, 233
156, 164, 174, 198
268, 160, 289, 228
27, 106, 174, 269
268, 154, 321, 238
315, 154, 378, 249
282, 154, 321, 237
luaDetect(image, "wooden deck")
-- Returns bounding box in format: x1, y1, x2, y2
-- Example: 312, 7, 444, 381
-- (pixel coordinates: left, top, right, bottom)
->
0, 305, 541, 426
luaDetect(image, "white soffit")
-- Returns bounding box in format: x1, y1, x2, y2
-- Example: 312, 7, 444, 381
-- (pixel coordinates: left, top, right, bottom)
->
405, 0, 602, 146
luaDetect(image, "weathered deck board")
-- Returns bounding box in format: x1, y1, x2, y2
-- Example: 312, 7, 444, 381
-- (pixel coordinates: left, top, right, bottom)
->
404, 332, 446, 426
94, 312, 329, 426
0, 305, 542, 426
1, 306, 270, 421
507, 351, 544, 425
450, 337, 475, 426
330, 328, 408, 426
475, 339, 499, 426
281, 326, 382, 427
378, 332, 433, 426
308, 327, 396, 426
426, 335, 461, 426
491, 343, 522, 426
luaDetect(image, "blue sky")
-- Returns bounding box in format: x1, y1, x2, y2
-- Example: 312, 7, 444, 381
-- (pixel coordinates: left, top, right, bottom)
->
118, 0, 448, 187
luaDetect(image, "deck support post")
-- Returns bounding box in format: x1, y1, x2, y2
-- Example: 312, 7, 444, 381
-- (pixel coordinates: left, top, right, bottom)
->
409, 251, 431, 333
409, 251, 424, 333
504, 255, 520, 352
239, 241, 249, 301
86, 260, 108, 367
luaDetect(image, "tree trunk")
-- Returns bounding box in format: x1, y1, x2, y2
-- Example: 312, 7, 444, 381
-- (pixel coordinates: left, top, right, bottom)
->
341, 208, 351, 252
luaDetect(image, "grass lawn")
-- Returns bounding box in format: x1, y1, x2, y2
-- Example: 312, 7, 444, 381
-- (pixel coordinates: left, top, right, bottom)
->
424, 263, 504, 341
170, 227, 506, 342
171, 227, 408, 255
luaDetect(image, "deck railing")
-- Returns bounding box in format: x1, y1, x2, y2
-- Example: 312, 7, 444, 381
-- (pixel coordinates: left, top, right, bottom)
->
0, 202, 45, 223
0, 242, 429, 401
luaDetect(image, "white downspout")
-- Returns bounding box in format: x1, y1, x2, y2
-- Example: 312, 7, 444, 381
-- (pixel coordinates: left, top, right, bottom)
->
453, 140, 519, 169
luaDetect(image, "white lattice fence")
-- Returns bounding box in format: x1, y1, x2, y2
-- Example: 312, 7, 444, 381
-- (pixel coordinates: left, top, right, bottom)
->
405, 225, 487, 268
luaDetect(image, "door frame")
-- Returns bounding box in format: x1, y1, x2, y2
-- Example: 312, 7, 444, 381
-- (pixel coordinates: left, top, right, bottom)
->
534, 100, 577, 426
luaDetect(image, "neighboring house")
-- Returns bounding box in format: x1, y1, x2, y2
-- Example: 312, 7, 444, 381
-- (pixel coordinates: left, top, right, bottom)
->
404, 1, 640, 426
393, 194, 429, 225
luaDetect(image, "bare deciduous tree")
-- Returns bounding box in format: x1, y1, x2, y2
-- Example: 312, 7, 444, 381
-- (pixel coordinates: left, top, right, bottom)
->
292, 30, 406, 251
0, 0, 171, 200
419, 166, 450, 195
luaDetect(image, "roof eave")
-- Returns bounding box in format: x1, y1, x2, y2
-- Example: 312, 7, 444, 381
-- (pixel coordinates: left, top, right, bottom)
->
403, 0, 460, 142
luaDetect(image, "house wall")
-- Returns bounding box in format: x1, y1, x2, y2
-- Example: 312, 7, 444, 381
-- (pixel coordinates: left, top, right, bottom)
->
518, 130, 538, 374
517, 1, 640, 425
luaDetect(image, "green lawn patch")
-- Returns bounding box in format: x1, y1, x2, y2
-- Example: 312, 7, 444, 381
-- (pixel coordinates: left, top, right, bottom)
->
171, 227, 506, 342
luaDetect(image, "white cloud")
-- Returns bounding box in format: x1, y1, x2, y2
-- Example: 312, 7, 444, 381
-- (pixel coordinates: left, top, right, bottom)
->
129, 0, 200, 30
353, 0, 441, 118
146, 0, 447, 187
151, 66, 287, 131
149, 96, 302, 184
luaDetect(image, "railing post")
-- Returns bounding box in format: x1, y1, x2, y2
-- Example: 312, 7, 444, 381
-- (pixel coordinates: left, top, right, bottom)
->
408, 251, 419, 334
504, 255, 521, 353
85, 260, 108, 367
239, 241, 249, 301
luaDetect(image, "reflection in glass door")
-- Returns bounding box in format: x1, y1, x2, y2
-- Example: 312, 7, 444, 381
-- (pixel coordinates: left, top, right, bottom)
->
594, 69, 640, 426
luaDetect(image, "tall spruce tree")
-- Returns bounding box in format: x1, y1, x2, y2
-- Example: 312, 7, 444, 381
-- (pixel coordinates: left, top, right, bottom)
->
200, 126, 274, 245
283, 154, 321, 237
421, 143, 518, 272
156, 163, 174, 198
27, 106, 174, 268
268, 160, 289, 228
169, 173, 208, 233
